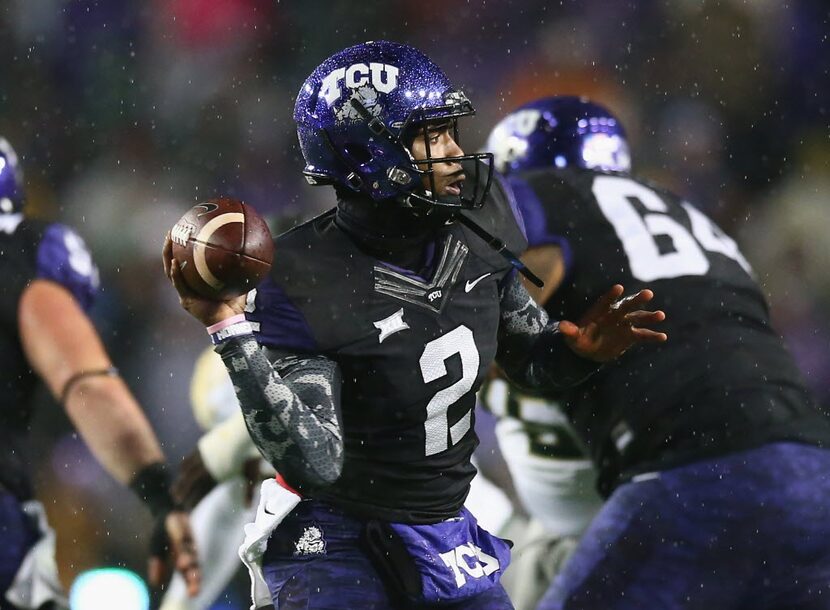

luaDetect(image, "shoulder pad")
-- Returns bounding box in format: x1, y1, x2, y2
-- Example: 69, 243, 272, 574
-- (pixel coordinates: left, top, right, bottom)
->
35, 223, 100, 311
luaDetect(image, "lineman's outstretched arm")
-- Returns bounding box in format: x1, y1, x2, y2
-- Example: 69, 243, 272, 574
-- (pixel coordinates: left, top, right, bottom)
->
19, 280, 165, 482
496, 272, 666, 392
19, 279, 200, 596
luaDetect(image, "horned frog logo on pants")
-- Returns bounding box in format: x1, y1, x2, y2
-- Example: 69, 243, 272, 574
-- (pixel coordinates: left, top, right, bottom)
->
294, 525, 327, 556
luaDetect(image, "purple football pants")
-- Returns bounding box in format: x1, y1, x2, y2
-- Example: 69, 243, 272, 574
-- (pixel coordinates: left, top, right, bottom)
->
261, 501, 513, 610
540, 442, 830, 610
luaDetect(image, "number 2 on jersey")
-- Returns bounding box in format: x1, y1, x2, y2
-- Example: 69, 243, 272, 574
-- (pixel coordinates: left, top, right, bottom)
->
420, 325, 479, 456
592, 175, 751, 281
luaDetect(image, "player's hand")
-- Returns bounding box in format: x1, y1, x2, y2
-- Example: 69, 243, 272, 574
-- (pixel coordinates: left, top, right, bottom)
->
560, 284, 667, 362
147, 510, 201, 597
171, 450, 218, 511
162, 233, 246, 327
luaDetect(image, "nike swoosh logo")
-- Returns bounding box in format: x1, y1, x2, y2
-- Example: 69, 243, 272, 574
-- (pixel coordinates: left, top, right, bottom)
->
465, 273, 492, 292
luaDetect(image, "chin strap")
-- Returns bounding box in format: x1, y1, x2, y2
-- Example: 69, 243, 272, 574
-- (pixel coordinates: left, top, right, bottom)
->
454, 213, 544, 288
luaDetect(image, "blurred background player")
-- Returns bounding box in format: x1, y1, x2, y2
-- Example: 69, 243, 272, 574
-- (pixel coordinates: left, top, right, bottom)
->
161, 347, 272, 610
164, 41, 666, 610
0, 137, 200, 609
474, 377, 601, 610
485, 96, 830, 609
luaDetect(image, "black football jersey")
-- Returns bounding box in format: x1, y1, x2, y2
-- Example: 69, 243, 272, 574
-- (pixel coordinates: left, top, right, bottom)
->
510, 168, 830, 495
247, 180, 527, 522
0, 215, 99, 499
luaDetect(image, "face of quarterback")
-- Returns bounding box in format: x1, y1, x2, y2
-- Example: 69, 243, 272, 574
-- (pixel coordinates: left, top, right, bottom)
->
408, 121, 466, 198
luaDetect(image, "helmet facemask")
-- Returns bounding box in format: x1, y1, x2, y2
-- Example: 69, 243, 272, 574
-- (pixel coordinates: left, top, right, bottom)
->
324, 91, 493, 213
396, 94, 493, 212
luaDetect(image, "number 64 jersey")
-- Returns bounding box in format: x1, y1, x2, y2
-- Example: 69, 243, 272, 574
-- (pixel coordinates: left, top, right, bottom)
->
510, 168, 830, 496
246, 187, 527, 524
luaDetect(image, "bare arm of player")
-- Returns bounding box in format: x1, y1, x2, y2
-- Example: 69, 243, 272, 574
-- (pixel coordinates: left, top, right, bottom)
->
18, 279, 201, 596
163, 234, 344, 492
496, 272, 667, 391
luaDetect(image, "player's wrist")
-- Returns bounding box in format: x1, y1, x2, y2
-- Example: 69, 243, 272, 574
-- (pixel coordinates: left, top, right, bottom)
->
192, 301, 243, 327
552, 329, 603, 383
206, 313, 246, 333
207, 314, 254, 345
129, 462, 177, 519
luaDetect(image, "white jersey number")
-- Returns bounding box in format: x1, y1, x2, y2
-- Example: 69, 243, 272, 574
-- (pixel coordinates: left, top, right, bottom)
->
420, 325, 480, 456
592, 175, 751, 281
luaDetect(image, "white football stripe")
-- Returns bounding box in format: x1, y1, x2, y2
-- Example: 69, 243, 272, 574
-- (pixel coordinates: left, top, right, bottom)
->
194, 212, 244, 289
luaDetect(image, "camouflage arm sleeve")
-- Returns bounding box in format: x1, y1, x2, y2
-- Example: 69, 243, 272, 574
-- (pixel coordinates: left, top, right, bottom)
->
496, 272, 600, 392
214, 334, 343, 492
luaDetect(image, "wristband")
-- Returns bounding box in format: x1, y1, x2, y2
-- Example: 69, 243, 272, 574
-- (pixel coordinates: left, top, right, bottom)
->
129, 462, 176, 518
208, 317, 255, 345
206, 314, 246, 334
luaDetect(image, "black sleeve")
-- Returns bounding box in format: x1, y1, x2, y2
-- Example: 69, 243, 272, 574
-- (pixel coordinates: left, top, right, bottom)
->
496, 272, 600, 392
214, 334, 343, 493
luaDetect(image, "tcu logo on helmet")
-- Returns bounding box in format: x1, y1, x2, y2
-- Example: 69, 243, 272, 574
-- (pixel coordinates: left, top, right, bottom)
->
0, 138, 19, 171
489, 109, 542, 171
505, 109, 543, 136
320, 63, 399, 107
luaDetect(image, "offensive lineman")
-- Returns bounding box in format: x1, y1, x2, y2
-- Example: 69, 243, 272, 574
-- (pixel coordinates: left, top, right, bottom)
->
0, 137, 200, 608
486, 96, 830, 610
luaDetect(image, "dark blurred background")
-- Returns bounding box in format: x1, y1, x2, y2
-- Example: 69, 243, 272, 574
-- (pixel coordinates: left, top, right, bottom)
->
0, 0, 827, 607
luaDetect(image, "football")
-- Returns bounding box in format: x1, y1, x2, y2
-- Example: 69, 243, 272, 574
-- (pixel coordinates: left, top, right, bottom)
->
170, 197, 274, 300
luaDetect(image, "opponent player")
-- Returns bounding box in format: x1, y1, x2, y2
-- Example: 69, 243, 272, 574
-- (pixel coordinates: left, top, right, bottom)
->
474, 376, 601, 610
486, 96, 830, 609
163, 42, 666, 610
161, 348, 271, 610
0, 137, 200, 609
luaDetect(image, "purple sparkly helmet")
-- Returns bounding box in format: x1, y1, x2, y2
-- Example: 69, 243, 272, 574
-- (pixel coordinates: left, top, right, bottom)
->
0, 138, 23, 214
487, 96, 631, 175
294, 40, 493, 210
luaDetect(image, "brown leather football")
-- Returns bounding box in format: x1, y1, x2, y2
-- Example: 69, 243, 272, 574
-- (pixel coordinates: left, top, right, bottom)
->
170, 197, 274, 300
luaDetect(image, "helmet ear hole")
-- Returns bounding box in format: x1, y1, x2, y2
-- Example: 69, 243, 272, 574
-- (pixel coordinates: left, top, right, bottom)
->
343, 143, 373, 166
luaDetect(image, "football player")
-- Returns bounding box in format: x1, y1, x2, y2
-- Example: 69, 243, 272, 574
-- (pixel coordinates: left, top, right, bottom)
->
486, 96, 830, 609
0, 137, 200, 609
161, 348, 268, 610
474, 375, 601, 610
163, 42, 665, 610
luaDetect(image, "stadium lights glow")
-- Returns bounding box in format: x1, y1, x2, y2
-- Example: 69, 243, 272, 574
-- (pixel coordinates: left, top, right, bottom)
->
69, 568, 149, 610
